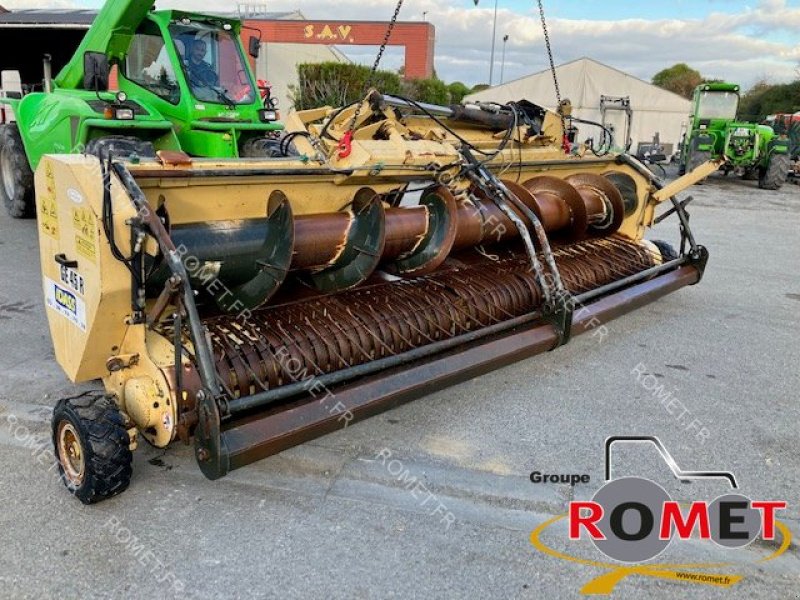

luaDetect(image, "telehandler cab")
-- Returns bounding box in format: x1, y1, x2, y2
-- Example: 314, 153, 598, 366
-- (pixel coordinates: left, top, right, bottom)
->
0, 0, 284, 219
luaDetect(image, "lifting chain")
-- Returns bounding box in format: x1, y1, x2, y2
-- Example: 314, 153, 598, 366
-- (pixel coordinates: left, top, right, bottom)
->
536, 0, 570, 154
337, 0, 405, 158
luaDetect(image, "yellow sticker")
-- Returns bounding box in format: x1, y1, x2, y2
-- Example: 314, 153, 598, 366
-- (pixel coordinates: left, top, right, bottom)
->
72, 206, 97, 263
39, 163, 59, 239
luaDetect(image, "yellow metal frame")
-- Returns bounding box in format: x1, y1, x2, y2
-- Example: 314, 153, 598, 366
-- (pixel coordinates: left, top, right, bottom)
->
36, 98, 701, 449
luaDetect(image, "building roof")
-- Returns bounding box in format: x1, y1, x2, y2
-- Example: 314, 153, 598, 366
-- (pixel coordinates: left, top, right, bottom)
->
0, 9, 97, 27
0, 9, 305, 29
466, 57, 691, 113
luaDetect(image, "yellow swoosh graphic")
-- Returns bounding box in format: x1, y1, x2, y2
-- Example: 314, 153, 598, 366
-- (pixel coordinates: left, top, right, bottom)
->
529, 514, 792, 595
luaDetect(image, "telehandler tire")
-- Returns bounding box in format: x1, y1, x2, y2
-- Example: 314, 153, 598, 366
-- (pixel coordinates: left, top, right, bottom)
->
742, 167, 759, 181
0, 124, 35, 219
241, 135, 284, 158
52, 394, 133, 505
759, 154, 790, 191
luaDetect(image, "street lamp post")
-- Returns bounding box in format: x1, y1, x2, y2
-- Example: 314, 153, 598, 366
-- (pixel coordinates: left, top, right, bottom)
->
500, 34, 509, 84
474, 0, 500, 86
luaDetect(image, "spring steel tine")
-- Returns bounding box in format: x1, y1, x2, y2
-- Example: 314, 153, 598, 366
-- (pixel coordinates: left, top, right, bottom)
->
276, 321, 328, 379
363, 301, 430, 351
304, 309, 358, 369
406, 281, 464, 336
391, 284, 465, 340
424, 275, 520, 328
377, 290, 439, 343
224, 321, 270, 394
192, 238, 662, 399
325, 300, 395, 363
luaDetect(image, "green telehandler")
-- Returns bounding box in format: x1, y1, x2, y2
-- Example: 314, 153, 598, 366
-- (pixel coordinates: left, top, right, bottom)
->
0, 0, 286, 218
678, 82, 789, 190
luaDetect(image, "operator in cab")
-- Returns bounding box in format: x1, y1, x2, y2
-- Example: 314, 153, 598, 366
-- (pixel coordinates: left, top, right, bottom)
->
185, 37, 218, 88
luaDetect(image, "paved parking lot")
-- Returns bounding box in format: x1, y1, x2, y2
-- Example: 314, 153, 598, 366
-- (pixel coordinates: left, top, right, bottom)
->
0, 172, 798, 599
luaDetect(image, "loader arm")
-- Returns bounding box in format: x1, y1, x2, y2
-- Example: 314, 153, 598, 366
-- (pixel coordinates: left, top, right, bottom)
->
54, 0, 155, 90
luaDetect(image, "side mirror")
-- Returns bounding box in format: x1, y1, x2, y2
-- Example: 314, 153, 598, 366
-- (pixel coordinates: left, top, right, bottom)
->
83, 51, 110, 91
248, 37, 261, 59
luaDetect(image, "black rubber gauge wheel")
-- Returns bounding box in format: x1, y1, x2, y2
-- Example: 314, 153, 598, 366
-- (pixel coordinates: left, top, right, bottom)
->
52, 394, 133, 504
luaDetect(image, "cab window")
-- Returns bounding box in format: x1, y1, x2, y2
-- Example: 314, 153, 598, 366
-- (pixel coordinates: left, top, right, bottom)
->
697, 91, 739, 120
125, 24, 181, 104
170, 23, 256, 106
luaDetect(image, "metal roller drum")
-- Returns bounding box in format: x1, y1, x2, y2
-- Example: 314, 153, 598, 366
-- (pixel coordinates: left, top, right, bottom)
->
198, 236, 659, 399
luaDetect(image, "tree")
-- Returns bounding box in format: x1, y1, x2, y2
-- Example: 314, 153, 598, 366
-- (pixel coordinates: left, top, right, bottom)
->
652, 64, 703, 99
739, 79, 800, 120
291, 63, 464, 110
447, 82, 471, 104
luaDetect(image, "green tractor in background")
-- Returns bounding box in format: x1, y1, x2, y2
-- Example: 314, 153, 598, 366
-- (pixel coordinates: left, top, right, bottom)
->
0, 0, 285, 219
678, 82, 790, 190
765, 113, 800, 160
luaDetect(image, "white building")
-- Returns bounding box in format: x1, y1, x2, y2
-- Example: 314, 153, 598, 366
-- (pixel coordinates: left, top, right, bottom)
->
465, 57, 692, 154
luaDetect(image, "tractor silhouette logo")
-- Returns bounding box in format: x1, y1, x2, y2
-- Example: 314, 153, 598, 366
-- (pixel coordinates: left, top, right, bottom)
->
529, 436, 791, 595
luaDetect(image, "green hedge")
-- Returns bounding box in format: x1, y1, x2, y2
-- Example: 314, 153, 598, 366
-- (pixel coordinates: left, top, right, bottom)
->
291, 62, 471, 110
447, 82, 471, 105
739, 80, 800, 121
291, 63, 403, 111
402, 77, 450, 105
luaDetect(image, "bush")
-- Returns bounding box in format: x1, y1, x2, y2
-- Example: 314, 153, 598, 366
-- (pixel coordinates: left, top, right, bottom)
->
402, 77, 450, 105
447, 82, 471, 104
291, 62, 473, 110
739, 80, 800, 121
291, 63, 403, 111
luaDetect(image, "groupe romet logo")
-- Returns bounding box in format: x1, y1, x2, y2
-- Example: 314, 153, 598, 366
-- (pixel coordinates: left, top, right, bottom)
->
529, 436, 791, 595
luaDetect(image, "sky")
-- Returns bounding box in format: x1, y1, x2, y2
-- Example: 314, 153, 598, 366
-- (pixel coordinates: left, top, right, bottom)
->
2, 0, 799, 89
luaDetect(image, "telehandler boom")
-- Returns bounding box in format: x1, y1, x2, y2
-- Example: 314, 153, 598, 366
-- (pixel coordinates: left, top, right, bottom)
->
0, 0, 283, 218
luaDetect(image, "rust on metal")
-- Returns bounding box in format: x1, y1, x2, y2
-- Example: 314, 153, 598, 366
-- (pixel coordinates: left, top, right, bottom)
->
170, 237, 660, 400
207, 265, 700, 475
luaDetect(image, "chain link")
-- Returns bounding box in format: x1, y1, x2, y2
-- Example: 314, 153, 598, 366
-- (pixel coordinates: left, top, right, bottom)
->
537, 0, 569, 147
346, 0, 405, 133
538, 0, 561, 106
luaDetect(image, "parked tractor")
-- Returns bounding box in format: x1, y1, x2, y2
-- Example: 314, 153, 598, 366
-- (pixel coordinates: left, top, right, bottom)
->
766, 113, 800, 160
0, 0, 283, 219
678, 82, 789, 190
